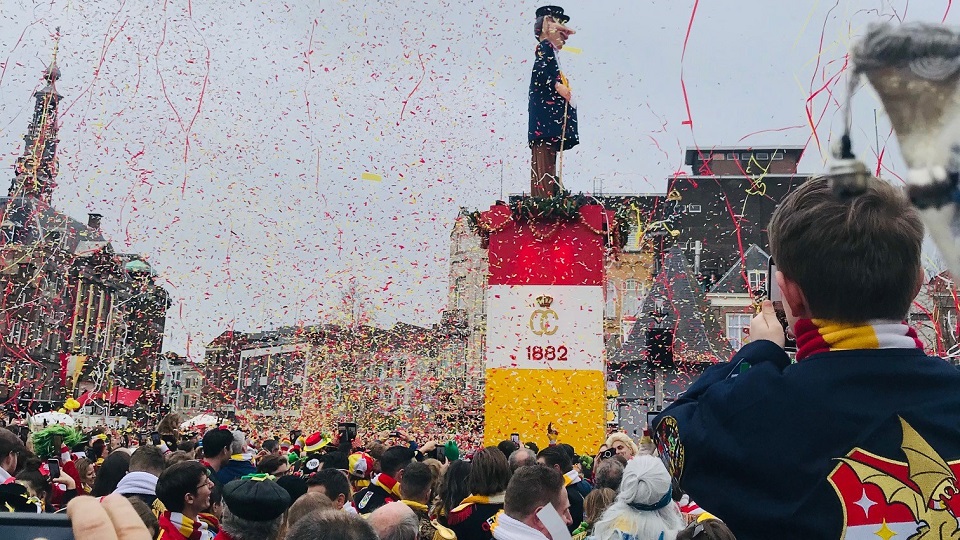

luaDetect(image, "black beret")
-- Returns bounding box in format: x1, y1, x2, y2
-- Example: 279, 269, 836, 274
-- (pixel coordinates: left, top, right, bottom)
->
535, 6, 569, 24
223, 475, 291, 521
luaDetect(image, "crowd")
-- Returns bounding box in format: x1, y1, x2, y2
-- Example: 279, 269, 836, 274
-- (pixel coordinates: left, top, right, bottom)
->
0, 414, 732, 540
3, 170, 959, 540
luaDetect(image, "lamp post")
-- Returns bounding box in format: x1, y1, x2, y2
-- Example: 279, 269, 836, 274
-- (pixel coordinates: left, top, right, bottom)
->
648, 298, 669, 412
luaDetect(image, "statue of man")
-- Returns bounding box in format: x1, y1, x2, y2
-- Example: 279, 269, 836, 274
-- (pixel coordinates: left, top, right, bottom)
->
528, 5, 577, 198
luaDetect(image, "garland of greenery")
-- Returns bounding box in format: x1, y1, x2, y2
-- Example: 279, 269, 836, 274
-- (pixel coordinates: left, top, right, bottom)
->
466, 191, 630, 249
32, 425, 85, 459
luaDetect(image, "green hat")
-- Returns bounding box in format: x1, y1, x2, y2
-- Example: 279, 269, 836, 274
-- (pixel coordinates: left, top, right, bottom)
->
444, 440, 460, 461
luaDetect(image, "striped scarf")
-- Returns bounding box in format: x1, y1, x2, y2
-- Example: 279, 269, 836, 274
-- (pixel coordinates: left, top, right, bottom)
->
160, 511, 212, 540
452, 492, 506, 513
794, 319, 924, 361
373, 473, 403, 499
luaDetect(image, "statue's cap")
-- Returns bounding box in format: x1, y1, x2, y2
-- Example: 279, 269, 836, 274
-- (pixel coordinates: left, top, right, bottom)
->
536, 6, 569, 24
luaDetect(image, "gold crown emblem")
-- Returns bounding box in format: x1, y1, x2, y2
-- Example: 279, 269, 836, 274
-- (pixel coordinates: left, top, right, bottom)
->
536, 295, 553, 308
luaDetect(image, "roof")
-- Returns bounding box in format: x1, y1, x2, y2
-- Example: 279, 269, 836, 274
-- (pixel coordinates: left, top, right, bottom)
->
0, 197, 109, 256
708, 245, 770, 295
608, 247, 732, 364
124, 259, 154, 274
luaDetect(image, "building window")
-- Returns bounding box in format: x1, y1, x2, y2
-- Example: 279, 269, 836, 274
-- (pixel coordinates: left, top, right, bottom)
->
604, 280, 617, 319
686, 204, 701, 213
625, 225, 642, 253
747, 270, 767, 294
726, 313, 752, 350
739, 153, 751, 161
622, 280, 643, 318
711, 153, 725, 161
726, 153, 738, 160
454, 277, 467, 310
772, 152, 784, 160
756, 152, 769, 160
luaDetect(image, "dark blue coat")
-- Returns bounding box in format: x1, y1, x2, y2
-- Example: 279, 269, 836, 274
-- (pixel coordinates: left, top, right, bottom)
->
529, 40, 578, 150
215, 459, 256, 485
654, 340, 960, 540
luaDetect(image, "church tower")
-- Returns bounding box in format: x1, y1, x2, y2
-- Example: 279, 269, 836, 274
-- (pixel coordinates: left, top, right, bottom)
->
10, 29, 62, 202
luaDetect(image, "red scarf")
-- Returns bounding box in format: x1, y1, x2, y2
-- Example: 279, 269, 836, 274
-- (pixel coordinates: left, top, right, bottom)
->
794, 318, 924, 361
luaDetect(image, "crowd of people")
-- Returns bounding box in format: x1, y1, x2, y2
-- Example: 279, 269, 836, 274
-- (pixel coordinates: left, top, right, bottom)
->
2, 169, 957, 540
0, 415, 734, 540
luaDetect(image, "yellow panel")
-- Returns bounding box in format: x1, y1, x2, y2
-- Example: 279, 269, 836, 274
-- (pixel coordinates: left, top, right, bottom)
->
484, 368, 605, 452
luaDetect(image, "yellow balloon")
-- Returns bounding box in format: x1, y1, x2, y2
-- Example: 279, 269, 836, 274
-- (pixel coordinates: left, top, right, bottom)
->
64, 398, 81, 411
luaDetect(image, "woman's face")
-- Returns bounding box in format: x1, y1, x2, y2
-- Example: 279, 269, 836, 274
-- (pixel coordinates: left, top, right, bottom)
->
613, 441, 634, 459
83, 463, 96, 483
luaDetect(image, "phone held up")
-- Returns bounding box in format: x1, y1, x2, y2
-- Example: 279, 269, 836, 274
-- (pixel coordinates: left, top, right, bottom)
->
46, 458, 60, 480
0, 513, 74, 540
766, 259, 798, 353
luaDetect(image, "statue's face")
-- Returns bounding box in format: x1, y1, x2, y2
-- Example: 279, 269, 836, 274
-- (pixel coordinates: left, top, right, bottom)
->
543, 17, 575, 49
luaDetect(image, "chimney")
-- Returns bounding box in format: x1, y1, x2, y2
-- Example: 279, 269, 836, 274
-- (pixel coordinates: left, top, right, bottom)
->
87, 213, 102, 230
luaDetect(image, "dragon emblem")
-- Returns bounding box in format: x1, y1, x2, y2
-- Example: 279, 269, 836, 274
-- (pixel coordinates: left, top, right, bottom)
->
836, 417, 960, 540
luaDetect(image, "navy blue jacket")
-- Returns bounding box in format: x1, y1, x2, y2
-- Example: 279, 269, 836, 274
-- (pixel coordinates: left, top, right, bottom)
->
215, 458, 256, 485
654, 340, 960, 540
528, 40, 578, 150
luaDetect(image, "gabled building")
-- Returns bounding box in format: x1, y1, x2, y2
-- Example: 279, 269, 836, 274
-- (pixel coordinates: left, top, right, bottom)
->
605, 145, 813, 437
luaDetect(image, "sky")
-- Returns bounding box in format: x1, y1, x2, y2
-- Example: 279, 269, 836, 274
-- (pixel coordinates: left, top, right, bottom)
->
0, 0, 950, 360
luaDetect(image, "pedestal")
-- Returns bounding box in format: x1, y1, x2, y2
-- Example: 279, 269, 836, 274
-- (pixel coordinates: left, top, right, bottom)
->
477, 201, 612, 450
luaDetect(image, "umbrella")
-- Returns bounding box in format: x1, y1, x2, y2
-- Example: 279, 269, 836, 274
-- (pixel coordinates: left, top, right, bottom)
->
29, 411, 75, 428
180, 414, 219, 430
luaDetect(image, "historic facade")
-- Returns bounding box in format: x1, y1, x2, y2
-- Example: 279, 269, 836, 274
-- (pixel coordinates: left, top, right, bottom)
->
0, 50, 169, 416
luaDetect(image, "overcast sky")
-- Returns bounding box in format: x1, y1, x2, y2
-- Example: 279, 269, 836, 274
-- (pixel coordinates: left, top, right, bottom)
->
0, 0, 947, 359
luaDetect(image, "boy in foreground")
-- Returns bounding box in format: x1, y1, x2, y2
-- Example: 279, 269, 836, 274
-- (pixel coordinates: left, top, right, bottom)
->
654, 177, 960, 540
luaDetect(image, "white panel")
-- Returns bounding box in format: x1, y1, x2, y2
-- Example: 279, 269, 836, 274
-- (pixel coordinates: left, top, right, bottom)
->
486, 285, 603, 370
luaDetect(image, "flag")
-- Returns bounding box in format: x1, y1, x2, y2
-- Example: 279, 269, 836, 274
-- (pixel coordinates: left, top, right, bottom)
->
113, 388, 142, 407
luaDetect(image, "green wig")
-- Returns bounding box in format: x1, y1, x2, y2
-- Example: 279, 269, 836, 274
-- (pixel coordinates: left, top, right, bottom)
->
32, 425, 85, 459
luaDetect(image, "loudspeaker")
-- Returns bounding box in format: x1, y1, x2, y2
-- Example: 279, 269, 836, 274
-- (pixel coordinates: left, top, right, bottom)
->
646, 328, 674, 367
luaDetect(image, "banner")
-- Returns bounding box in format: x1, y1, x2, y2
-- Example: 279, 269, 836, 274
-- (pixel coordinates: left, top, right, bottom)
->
486, 285, 604, 370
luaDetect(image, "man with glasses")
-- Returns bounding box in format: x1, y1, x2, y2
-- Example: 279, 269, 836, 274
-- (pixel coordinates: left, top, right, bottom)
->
0, 427, 24, 482
157, 461, 216, 540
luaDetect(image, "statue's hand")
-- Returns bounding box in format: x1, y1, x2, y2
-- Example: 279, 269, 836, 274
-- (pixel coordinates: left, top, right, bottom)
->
555, 82, 572, 102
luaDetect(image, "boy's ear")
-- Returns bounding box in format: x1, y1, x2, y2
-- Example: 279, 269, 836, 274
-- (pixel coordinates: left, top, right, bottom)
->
912, 265, 924, 299
777, 271, 811, 319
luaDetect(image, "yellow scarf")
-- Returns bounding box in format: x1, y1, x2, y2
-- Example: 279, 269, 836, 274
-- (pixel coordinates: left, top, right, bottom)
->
401, 500, 430, 513
451, 492, 506, 513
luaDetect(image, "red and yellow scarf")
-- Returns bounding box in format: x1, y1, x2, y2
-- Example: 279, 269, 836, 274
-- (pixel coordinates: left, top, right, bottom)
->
159, 511, 211, 540
373, 473, 402, 499
794, 319, 924, 361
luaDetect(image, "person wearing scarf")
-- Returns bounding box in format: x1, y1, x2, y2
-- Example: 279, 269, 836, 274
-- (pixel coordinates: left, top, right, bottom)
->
651, 177, 960, 539
492, 464, 571, 540
157, 461, 215, 540
214, 431, 256, 485
449, 448, 510, 540
536, 446, 586, 533
355, 446, 415, 514
591, 457, 684, 540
